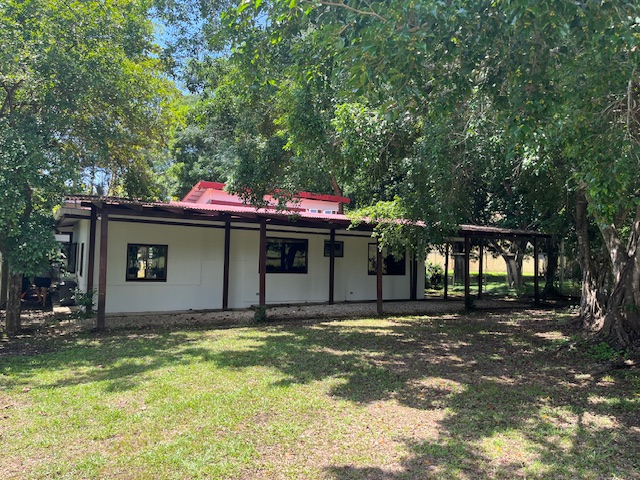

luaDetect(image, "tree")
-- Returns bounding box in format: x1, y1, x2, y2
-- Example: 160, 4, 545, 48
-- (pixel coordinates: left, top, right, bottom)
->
167, 39, 418, 209
210, 0, 640, 347
160, 0, 640, 347
0, 0, 177, 333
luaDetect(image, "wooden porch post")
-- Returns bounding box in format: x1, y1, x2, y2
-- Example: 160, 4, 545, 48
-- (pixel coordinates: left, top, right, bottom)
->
534, 236, 540, 305
376, 240, 383, 315
87, 205, 97, 292
329, 229, 335, 305
478, 238, 484, 299
259, 218, 266, 307
444, 243, 449, 300
410, 252, 418, 301
96, 207, 109, 330
559, 238, 565, 294
222, 220, 231, 310
464, 235, 471, 304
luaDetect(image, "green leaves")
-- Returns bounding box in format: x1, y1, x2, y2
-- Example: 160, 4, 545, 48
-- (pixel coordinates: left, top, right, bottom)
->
0, 0, 177, 273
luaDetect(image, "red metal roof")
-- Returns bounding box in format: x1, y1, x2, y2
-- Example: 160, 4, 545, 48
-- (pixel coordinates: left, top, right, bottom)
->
294, 191, 351, 204
168, 200, 351, 222
181, 180, 226, 203
61, 195, 353, 225
181, 180, 351, 205
60, 196, 549, 238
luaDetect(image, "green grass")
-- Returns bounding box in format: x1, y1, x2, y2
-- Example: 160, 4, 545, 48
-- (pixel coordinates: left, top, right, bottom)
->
428, 273, 582, 298
1, 311, 638, 479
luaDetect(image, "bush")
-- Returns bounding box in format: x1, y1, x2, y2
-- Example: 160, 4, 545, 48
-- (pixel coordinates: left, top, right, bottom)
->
253, 306, 269, 323
74, 289, 96, 319
586, 341, 621, 361
465, 294, 476, 311
425, 262, 444, 289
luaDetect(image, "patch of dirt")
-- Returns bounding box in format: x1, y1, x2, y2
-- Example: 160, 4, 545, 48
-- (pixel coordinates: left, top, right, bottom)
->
0, 303, 86, 357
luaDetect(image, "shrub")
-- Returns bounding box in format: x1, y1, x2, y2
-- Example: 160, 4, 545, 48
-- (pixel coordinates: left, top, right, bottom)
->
74, 289, 96, 319
253, 306, 269, 323
426, 262, 444, 289
586, 341, 621, 361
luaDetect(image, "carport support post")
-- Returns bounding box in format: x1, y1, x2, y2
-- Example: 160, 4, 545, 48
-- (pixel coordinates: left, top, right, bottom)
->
96, 207, 109, 330
222, 220, 230, 310
87, 205, 97, 292
329, 228, 335, 305
534, 236, 540, 305
410, 252, 418, 301
376, 239, 383, 315
478, 238, 484, 299
444, 243, 449, 300
464, 235, 471, 303
259, 218, 266, 307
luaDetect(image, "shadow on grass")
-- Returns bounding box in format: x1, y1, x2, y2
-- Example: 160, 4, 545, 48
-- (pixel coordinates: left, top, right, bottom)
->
0, 331, 216, 393
1, 310, 638, 478
201, 312, 639, 478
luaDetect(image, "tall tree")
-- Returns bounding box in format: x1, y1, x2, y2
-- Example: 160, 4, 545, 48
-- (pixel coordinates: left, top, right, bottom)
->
223, 0, 640, 347
0, 0, 177, 333
162, 0, 640, 347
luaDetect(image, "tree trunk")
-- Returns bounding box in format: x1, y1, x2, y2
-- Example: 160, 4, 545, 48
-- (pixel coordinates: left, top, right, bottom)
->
575, 190, 608, 331
598, 206, 640, 348
5, 272, 22, 334
0, 254, 8, 308
503, 241, 526, 288
489, 239, 526, 288
329, 174, 345, 214
542, 237, 561, 298
453, 242, 465, 284
503, 253, 524, 288
600, 259, 640, 348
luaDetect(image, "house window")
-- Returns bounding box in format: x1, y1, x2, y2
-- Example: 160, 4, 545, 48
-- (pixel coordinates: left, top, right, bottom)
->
126, 244, 168, 281
265, 238, 308, 273
63, 242, 77, 273
324, 240, 344, 257
79, 243, 85, 276
368, 244, 406, 275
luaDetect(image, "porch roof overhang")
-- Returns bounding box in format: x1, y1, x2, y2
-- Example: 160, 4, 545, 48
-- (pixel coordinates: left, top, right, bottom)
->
56, 196, 553, 240
457, 224, 552, 241
57, 195, 361, 231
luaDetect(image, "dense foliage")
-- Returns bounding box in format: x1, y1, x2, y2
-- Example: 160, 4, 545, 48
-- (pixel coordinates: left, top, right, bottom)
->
3, 0, 639, 346
156, 0, 640, 347
0, 0, 178, 332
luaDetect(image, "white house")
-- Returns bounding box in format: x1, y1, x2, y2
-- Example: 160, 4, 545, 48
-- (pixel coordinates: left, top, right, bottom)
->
55, 181, 425, 327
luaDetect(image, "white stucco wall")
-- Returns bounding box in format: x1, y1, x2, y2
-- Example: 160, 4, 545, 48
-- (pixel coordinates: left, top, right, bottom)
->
228, 228, 333, 308
69, 220, 89, 291
103, 221, 225, 313
70, 216, 425, 314
334, 235, 422, 302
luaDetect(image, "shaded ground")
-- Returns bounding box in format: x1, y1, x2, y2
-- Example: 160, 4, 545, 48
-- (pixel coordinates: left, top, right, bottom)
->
2, 296, 566, 332
0, 307, 638, 479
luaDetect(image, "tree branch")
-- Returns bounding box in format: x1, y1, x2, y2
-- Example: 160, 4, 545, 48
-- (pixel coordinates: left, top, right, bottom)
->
311, 0, 387, 22
0, 80, 23, 118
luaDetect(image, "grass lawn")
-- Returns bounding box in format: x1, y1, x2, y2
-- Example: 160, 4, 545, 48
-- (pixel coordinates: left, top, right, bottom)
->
1, 309, 639, 479
427, 273, 582, 299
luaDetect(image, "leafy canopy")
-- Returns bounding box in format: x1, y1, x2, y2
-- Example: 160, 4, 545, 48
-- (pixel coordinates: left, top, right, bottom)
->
0, 0, 178, 274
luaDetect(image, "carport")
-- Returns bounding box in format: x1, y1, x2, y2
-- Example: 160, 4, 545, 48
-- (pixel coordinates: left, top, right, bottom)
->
442, 225, 552, 305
